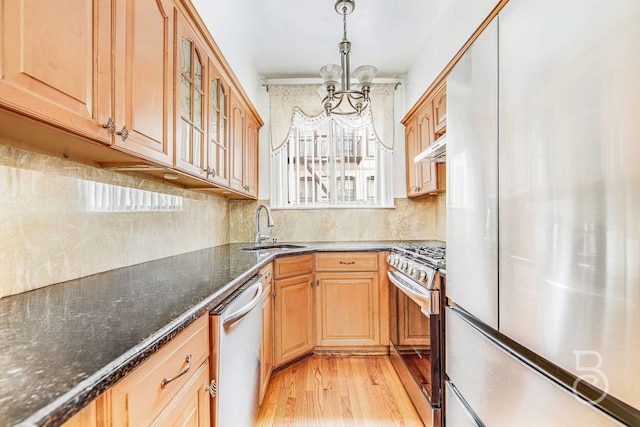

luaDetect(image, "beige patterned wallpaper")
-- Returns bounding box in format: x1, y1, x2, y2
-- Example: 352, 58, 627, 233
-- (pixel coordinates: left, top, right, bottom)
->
230, 197, 446, 243
0, 144, 230, 298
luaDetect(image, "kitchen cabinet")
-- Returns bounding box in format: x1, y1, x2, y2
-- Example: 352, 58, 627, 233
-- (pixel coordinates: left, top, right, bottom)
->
0, 0, 261, 199
314, 252, 384, 348
228, 93, 259, 197
229, 96, 245, 193
403, 85, 447, 197
244, 115, 259, 198
259, 263, 274, 404
61, 400, 97, 427
433, 83, 447, 136
174, 11, 208, 177
0, 0, 113, 144
273, 254, 314, 366
109, 316, 210, 426
112, 0, 175, 166
206, 61, 230, 187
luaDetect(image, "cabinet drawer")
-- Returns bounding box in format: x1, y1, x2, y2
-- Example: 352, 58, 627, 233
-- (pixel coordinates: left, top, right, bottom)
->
111, 316, 209, 426
274, 254, 313, 279
315, 252, 379, 272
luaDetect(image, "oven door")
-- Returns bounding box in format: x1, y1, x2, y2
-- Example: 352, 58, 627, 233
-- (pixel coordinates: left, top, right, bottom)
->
389, 270, 442, 409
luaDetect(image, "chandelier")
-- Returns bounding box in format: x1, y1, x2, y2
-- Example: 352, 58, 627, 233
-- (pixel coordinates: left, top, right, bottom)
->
319, 0, 377, 116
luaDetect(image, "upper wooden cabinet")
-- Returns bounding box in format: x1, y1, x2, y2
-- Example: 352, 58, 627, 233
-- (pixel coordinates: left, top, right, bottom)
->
433, 83, 447, 137
0, 0, 262, 199
174, 11, 208, 176
206, 60, 230, 187
403, 83, 446, 197
229, 95, 246, 193
0, 0, 113, 144
244, 115, 259, 198
112, 0, 175, 166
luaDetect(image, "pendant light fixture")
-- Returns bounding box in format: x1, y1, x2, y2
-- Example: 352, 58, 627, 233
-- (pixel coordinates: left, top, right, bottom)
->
319, 0, 377, 116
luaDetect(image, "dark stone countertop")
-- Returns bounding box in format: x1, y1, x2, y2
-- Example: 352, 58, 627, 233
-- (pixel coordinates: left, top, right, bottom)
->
0, 241, 437, 426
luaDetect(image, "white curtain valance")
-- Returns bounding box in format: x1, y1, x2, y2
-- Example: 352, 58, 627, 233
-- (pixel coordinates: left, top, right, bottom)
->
268, 83, 396, 151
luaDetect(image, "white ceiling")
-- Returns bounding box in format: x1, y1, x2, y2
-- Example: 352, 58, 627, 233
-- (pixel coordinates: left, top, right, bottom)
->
204, 0, 450, 80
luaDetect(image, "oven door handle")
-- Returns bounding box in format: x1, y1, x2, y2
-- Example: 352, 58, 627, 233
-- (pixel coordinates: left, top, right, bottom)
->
388, 271, 439, 315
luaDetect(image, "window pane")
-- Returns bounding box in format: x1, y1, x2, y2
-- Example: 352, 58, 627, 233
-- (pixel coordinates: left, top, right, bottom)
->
181, 40, 191, 74
181, 76, 191, 119
181, 120, 191, 162
270, 111, 392, 208
194, 53, 202, 88
194, 90, 202, 128
193, 130, 202, 166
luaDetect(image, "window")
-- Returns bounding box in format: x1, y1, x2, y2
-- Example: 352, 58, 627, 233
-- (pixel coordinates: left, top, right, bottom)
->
271, 108, 393, 208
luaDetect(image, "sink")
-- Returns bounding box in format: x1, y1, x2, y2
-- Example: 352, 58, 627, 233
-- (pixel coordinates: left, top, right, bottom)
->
240, 244, 306, 251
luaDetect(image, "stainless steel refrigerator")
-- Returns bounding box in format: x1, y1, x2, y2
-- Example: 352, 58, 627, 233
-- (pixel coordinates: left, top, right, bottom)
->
445, 0, 640, 425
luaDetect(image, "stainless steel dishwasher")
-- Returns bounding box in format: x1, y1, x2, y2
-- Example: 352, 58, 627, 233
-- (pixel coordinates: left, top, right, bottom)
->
210, 274, 263, 427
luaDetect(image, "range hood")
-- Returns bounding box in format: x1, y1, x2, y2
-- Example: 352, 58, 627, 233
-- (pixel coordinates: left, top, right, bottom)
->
414, 134, 446, 163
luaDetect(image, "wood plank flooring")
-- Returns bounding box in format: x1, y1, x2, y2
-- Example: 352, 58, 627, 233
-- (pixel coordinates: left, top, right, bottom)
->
256, 355, 425, 427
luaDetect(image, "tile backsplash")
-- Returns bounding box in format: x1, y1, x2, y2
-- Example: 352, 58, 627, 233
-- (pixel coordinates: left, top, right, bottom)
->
0, 144, 229, 298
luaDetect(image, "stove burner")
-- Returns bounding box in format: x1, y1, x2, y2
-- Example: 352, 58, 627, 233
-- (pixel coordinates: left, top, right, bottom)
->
399, 245, 446, 269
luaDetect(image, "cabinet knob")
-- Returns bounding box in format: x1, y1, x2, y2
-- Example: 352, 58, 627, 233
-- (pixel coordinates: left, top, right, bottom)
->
205, 379, 217, 398
206, 167, 216, 178
102, 117, 116, 136
117, 125, 129, 142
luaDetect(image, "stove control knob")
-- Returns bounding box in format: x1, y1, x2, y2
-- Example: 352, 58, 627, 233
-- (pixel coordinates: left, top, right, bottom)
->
408, 266, 415, 277
386, 254, 394, 264
417, 269, 427, 282
399, 260, 407, 271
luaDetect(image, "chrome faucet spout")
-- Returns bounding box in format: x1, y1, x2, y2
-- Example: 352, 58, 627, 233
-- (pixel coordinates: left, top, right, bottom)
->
255, 204, 275, 245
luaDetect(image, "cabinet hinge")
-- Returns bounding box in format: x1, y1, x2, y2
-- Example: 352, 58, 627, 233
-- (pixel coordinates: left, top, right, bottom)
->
205, 379, 217, 398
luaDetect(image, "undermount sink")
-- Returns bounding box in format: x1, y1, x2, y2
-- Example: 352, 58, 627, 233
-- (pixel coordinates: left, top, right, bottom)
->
240, 244, 306, 251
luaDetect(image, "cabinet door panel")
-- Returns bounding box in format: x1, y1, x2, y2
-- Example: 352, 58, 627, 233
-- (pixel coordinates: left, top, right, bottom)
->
417, 106, 437, 193
405, 121, 419, 196
316, 273, 379, 347
274, 274, 314, 366
229, 96, 245, 192
174, 13, 208, 177
245, 117, 258, 197
153, 361, 211, 427
0, 0, 111, 143
113, 0, 173, 165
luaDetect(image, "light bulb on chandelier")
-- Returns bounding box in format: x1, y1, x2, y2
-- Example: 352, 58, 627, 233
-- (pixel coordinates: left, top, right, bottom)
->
319, 0, 377, 116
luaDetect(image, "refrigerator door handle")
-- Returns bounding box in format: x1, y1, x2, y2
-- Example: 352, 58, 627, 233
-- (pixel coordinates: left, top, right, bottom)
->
446, 381, 486, 427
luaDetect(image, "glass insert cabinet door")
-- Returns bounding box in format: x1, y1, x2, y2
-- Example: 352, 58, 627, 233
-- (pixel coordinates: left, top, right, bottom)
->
207, 66, 229, 185
178, 39, 205, 172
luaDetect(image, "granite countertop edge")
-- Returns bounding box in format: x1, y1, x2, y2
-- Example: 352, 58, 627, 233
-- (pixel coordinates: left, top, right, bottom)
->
18, 261, 270, 427
6, 241, 436, 426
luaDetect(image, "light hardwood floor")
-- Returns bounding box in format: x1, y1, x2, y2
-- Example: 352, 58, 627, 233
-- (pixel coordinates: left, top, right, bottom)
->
256, 355, 425, 427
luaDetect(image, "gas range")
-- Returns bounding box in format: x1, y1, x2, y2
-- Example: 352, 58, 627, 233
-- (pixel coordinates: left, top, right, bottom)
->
394, 244, 446, 269
387, 244, 446, 291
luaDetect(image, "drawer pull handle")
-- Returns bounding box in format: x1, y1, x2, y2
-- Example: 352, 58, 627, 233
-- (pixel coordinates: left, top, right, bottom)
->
339, 261, 356, 265
161, 353, 192, 389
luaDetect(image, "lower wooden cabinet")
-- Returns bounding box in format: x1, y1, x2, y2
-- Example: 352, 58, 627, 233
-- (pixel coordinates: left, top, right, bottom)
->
274, 273, 314, 366
109, 316, 210, 426
152, 361, 211, 427
259, 263, 274, 404
315, 272, 380, 347
61, 400, 97, 427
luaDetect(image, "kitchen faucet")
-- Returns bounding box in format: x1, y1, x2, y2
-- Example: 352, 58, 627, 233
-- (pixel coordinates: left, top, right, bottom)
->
254, 204, 275, 245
